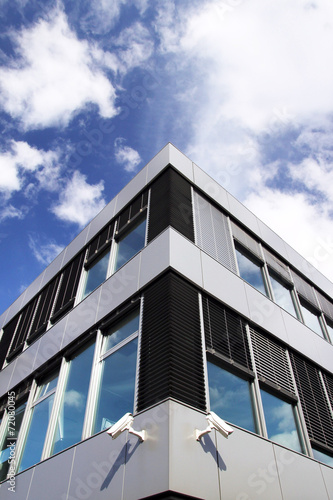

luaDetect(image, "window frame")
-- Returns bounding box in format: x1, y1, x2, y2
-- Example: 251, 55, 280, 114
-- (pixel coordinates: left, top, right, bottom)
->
234, 242, 269, 297
299, 298, 325, 338
268, 269, 298, 317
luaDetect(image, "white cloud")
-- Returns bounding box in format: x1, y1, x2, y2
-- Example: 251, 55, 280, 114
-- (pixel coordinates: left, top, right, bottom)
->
0, 204, 25, 222
0, 140, 60, 196
114, 22, 154, 72
28, 234, 64, 266
0, 7, 118, 130
114, 138, 141, 172
52, 170, 105, 226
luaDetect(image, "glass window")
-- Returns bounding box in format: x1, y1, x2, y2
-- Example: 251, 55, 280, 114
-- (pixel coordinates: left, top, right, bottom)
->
207, 361, 256, 433
93, 311, 139, 433
0, 400, 27, 481
94, 339, 138, 433
115, 217, 146, 271
300, 301, 324, 337
18, 371, 59, 472
260, 389, 303, 453
235, 245, 267, 296
324, 318, 333, 343
51, 342, 95, 455
312, 447, 333, 467
83, 250, 110, 299
269, 272, 296, 316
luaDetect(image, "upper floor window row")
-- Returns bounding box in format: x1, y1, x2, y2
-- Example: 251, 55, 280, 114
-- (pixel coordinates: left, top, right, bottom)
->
192, 189, 333, 342
0, 190, 149, 370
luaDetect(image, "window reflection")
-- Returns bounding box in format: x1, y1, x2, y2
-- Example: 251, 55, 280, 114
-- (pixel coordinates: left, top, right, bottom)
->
207, 362, 256, 433
83, 250, 110, 299
115, 217, 146, 271
94, 338, 138, 433
104, 310, 140, 353
269, 272, 296, 316
0, 400, 26, 481
19, 371, 59, 472
260, 389, 302, 453
235, 246, 267, 296
51, 342, 95, 455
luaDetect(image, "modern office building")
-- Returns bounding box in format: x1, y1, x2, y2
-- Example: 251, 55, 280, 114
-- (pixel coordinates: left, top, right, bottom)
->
0, 143, 332, 499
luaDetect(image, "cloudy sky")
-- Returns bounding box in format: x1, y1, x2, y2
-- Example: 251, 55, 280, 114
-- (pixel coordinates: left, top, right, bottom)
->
0, 0, 333, 314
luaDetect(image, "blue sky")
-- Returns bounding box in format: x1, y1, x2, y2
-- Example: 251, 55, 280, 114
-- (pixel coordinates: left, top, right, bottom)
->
1, 0, 333, 315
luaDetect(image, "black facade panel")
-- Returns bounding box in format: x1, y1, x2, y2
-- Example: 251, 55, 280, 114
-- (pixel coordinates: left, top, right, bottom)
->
28, 276, 60, 342
290, 352, 333, 450
148, 168, 194, 243
137, 272, 206, 412
203, 295, 253, 372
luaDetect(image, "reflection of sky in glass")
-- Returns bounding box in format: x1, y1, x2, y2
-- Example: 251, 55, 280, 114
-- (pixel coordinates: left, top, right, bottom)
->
104, 309, 139, 352
84, 250, 110, 298
300, 303, 323, 337
94, 338, 138, 433
260, 389, 302, 453
115, 217, 146, 271
269, 273, 296, 316
0, 401, 26, 481
312, 447, 333, 467
52, 342, 95, 455
207, 362, 256, 433
236, 247, 267, 296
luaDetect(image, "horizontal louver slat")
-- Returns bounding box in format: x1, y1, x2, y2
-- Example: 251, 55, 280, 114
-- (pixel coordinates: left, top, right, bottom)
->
231, 221, 262, 261
291, 271, 318, 309
263, 248, 292, 283
316, 291, 333, 322
203, 295, 252, 371
250, 327, 295, 395
148, 168, 194, 243
28, 276, 60, 341
193, 191, 237, 273
137, 272, 206, 412
290, 352, 333, 450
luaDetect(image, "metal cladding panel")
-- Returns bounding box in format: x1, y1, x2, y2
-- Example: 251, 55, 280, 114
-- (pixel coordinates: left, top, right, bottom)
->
148, 168, 194, 244
193, 191, 237, 274
290, 352, 333, 450
250, 327, 296, 395
203, 295, 253, 372
137, 272, 206, 412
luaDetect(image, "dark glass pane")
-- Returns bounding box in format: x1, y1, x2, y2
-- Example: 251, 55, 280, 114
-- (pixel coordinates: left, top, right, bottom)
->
325, 319, 333, 342
207, 362, 256, 433
51, 343, 95, 455
94, 339, 138, 433
83, 250, 110, 298
260, 389, 302, 453
236, 247, 267, 296
269, 272, 296, 316
115, 218, 146, 271
312, 447, 333, 466
104, 310, 139, 353
0, 401, 26, 481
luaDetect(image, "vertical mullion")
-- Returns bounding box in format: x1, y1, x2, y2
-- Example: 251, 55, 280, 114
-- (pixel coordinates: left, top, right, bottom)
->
14, 380, 38, 473
41, 357, 68, 460
81, 331, 104, 439
198, 293, 209, 412
133, 298, 143, 414
246, 324, 266, 437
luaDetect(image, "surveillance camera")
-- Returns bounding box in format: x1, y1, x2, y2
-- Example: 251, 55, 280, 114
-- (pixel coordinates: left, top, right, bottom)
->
207, 411, 234, 438
195, 411, 234, 441
106, 412, 146, 442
